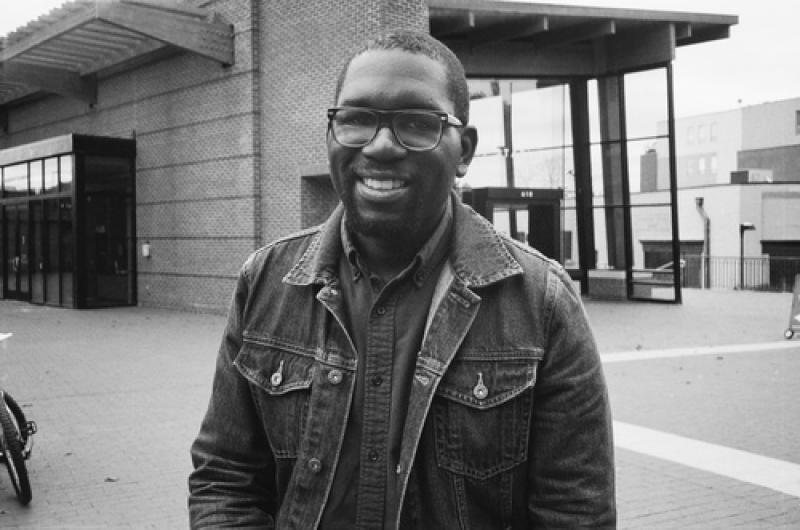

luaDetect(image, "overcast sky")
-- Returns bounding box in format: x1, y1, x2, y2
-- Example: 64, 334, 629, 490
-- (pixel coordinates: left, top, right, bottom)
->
1, 0, 797, 118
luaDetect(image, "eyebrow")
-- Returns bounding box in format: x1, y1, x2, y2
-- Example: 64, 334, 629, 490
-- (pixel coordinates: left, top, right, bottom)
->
338, 90, 444, 111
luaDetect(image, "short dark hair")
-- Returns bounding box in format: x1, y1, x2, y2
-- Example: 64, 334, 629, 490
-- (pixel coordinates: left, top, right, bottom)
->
333, 30, 470, 125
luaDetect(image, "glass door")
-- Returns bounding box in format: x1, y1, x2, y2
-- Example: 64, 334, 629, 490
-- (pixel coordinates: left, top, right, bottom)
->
31, 201, 45, 303
5, 204, 31, 301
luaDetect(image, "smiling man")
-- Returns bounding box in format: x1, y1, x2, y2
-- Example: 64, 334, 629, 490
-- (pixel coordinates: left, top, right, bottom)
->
188, 31, 615, 529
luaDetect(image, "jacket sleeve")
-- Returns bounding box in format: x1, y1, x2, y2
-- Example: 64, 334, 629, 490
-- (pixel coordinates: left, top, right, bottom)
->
527, 268, 616, 527
188, 258, 278, 528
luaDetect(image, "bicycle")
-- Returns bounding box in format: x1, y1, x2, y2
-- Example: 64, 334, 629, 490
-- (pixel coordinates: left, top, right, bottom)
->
0, 333, 37, 506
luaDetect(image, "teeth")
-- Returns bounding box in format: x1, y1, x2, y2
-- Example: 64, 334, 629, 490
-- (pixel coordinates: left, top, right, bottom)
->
363, 178, 405, 190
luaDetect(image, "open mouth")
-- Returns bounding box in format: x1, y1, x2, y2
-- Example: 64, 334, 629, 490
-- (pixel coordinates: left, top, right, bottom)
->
362, 177, 407, 191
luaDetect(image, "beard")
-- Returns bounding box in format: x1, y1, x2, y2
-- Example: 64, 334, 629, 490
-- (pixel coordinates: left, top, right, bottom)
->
340, 191, 424, 244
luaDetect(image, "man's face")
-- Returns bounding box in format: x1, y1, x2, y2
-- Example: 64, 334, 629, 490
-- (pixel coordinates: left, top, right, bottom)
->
328, 49, 476, 243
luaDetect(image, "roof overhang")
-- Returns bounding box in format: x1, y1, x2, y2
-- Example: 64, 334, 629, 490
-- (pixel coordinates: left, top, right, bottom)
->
0, 0, 234, 106
429, 0, 738, 78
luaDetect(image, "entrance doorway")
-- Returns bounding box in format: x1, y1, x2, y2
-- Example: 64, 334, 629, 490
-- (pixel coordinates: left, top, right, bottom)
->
462, 187, 564, 262
1, 134, 135, 308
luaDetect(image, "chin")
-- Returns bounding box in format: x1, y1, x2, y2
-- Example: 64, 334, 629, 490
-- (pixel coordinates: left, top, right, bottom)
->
345, 213, 417, 242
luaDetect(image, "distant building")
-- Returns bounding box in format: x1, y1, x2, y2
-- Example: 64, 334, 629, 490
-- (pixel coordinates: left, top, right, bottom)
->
631, 97, 800, 290
642, 96, 800, 191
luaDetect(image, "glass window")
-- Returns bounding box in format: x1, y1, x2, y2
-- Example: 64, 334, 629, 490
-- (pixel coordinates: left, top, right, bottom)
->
624, 68, 668, 139
514, 147, 573, 190
687, 126, 695, 145
60, 155, 73, 193
44, 158, 59, 193
30, 160, 44, 195
709, 122, 718, 142
512, 82, 571, 150
796, 110, 800, 135
697, 124, 707, 144
627, 137, 669, 193
3, 164, 28, 197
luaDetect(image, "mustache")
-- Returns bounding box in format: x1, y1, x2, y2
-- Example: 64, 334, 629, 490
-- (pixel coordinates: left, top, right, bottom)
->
350, 163, 411, 181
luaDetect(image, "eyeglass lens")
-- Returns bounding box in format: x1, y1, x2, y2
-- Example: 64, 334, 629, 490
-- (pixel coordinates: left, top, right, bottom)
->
332, 108, 443, 150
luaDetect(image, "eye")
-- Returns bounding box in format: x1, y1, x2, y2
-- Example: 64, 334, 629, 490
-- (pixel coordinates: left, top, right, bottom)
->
337, 109, 375, 127
399, 112, 439, 132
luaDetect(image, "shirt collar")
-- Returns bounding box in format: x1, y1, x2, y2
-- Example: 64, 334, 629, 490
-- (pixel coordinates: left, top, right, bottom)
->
284, 191, 522, 288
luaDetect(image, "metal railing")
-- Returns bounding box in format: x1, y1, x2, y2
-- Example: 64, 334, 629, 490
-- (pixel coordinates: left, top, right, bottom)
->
679, 255, 800, 292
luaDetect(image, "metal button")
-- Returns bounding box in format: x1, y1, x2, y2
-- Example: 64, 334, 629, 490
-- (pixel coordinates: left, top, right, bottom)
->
270, 360, 284, 387
327, 369, 343, 385
396, 464, 403, 475
329, 288, 338, 296
371, 375, 383, 386
308, 457, 322, 474
375, 306, 387, 316
473, 372, 489, 400
368, 450, 379, 462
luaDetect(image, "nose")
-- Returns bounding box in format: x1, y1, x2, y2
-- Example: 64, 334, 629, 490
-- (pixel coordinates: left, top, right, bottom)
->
362, 124, 406, 158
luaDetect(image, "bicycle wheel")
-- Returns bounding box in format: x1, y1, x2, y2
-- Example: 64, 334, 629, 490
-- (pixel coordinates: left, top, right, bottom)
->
3, 394, 28, 447
0, 396, 31, 505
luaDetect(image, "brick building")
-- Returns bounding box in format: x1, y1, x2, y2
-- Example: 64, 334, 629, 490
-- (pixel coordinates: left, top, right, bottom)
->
0, 0, 736, 310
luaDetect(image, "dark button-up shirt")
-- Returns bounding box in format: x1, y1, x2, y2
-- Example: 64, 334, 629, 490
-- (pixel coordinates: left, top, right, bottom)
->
321, 202, 453, 528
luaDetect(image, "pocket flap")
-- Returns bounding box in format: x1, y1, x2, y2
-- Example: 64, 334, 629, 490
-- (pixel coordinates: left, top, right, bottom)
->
436, 356, 538, 410
234, 341, 314, 395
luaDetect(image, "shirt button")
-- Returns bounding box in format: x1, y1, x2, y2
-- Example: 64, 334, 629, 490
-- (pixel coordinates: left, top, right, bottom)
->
368, 450, 379, 462
375, 306, 387, 316
327, 369, 343, 385
308, 457, 322, 474
371, 375, 383, 386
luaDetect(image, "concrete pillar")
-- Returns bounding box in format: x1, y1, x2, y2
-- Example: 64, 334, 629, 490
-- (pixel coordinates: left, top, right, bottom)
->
597, 75, 628, 270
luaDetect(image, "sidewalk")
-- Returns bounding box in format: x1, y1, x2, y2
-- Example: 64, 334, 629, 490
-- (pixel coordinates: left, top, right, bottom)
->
0, 288, 796, 528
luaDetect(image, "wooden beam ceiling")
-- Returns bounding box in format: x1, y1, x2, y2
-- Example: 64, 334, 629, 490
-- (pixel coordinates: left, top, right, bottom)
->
0, 62, 96, 103
468, 16, 549, 47
0, 0, 234, 106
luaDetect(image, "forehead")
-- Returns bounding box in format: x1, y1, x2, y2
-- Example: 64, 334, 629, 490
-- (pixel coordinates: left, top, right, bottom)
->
337, 50, 452, 111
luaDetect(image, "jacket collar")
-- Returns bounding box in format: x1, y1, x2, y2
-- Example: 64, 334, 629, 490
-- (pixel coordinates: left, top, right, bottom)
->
283, 191, 523, 288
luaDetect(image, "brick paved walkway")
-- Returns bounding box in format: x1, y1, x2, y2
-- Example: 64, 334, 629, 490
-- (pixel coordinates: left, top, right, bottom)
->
0, 288, 797, 528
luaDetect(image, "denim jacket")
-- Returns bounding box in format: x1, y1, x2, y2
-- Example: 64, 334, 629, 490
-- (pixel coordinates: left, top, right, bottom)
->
189, 194, 616, 529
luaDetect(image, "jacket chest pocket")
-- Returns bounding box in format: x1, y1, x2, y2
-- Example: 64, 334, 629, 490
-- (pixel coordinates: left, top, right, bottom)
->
234, 341, 315, 459
432, 356, 538, 480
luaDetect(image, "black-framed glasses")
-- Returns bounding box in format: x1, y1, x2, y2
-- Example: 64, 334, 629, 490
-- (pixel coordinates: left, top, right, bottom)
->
327, 106, 464, 151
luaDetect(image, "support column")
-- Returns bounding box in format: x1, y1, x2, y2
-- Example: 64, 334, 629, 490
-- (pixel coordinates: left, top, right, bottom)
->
597, 75, 628, 271
569, 80, 595, 293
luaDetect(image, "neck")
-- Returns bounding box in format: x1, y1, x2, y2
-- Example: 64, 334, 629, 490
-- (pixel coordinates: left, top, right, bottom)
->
353, 232, 421, 281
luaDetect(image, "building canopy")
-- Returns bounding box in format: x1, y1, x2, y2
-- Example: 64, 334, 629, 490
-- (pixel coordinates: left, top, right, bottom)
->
0, 0, 234, 106
429, 0, 737, 78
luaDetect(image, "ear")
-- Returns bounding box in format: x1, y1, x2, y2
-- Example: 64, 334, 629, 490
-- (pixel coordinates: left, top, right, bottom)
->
456, 125, 478, 177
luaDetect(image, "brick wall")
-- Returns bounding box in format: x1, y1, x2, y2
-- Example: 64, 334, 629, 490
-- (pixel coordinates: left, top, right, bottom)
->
2, 0, 259, 313
1, 0, 431, 313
